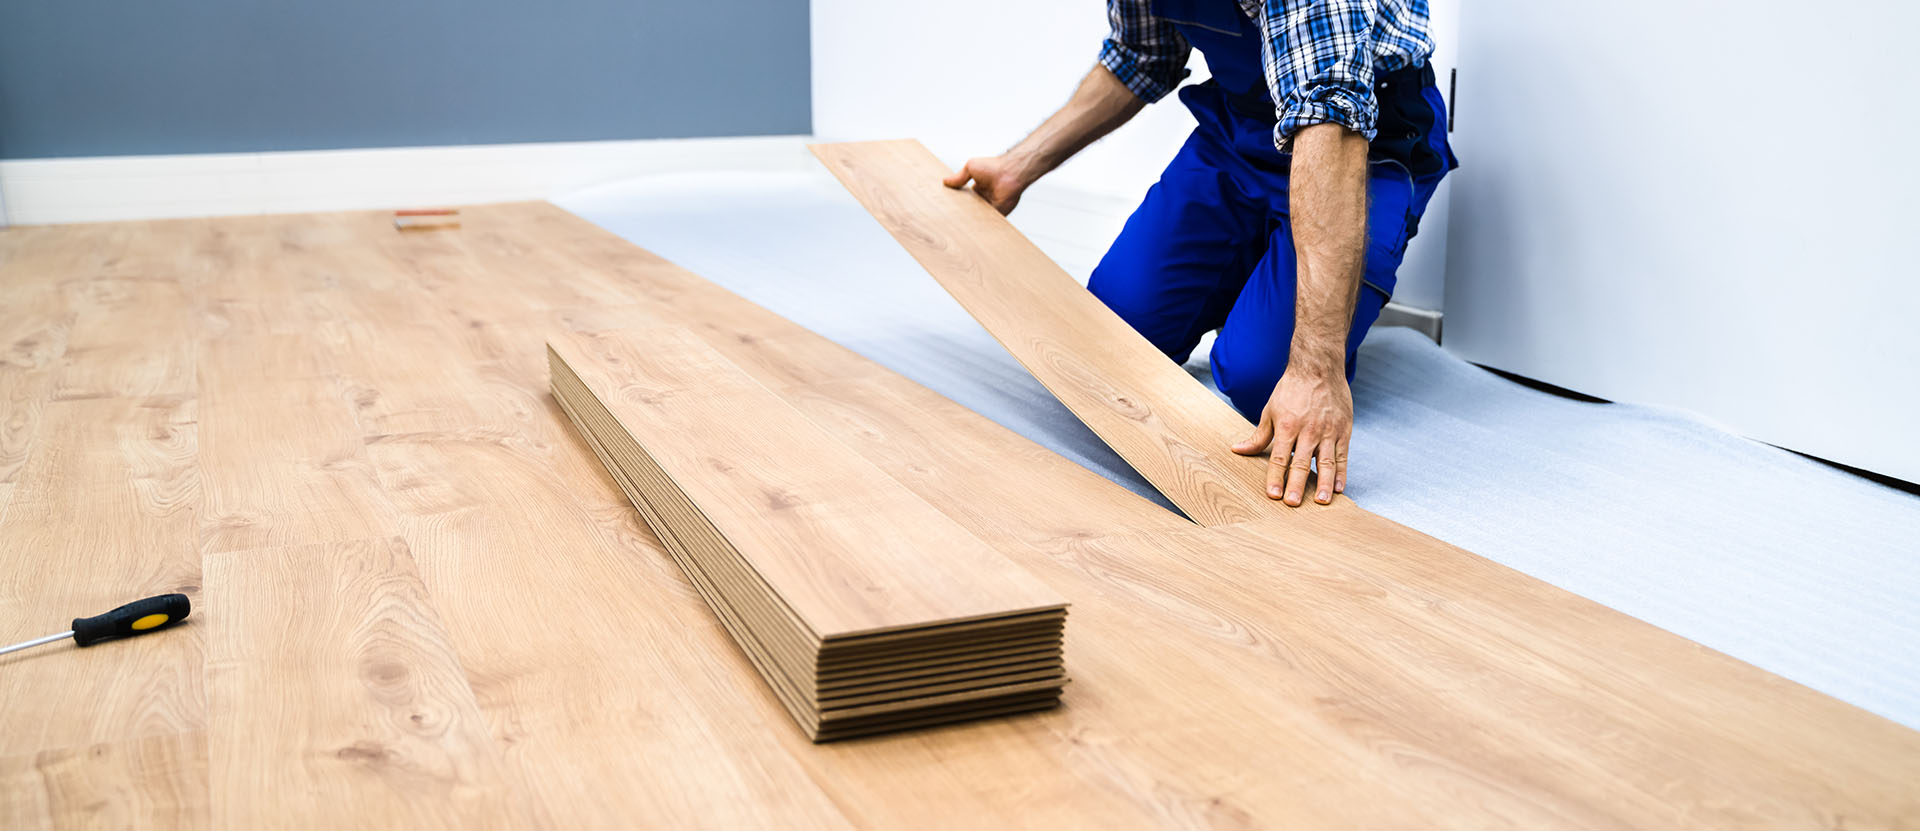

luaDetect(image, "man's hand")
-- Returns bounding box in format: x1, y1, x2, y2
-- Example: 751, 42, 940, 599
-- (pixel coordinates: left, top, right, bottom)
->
940, 64, 1147, 214
943, 155, 1039, 215
1232, 367, 1352, 505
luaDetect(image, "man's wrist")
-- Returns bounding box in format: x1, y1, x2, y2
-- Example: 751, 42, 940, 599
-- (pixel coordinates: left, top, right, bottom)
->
1285, 341, 1346, 379
1002, 147, 1049, 187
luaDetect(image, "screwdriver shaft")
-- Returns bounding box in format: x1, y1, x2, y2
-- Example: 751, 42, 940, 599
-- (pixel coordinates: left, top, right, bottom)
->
0, 630, 75, 656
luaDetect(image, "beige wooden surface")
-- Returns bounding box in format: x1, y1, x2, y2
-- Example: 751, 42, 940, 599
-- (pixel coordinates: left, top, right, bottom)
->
549, 327, 1066, 739
0, 204, 1915, 828
552, 327, 1066, 637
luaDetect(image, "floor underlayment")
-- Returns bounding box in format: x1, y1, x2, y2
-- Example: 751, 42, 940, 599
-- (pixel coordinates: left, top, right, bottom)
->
556, 170, 1920, 730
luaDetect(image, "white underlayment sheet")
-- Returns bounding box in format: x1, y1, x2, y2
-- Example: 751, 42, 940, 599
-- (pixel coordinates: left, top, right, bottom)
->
557, 171, 1920, 730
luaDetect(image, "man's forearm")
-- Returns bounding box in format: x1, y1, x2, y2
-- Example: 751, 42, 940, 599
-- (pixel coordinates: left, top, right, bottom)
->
1285, 123, 1371, 377
1004, 65, 1146, 182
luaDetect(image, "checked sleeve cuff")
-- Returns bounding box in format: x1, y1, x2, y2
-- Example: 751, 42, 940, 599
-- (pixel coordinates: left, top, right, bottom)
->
1276, 83, 1377, 150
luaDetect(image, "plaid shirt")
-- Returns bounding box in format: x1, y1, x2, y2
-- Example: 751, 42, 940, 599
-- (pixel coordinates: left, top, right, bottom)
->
1099, 0, 1434, 144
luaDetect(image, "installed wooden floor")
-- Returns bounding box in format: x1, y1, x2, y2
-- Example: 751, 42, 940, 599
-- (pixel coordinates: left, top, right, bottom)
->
1, 203, 1916, 828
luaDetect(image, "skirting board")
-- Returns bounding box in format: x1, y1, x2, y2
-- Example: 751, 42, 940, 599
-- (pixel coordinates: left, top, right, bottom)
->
0, 135, 814, 226
1376, 303, 1443, 342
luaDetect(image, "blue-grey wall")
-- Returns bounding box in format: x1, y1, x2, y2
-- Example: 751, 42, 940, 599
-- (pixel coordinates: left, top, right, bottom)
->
0, 0, 810, 159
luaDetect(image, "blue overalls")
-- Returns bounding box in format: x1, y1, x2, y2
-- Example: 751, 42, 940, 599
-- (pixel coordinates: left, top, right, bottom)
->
1085, 0, 1457, 421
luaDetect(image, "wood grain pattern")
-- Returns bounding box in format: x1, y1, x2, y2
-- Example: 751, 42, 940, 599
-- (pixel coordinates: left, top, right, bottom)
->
51, 226, 199, 401
0, 203, 1914, 828
0, 396, 202, 753
0, 731, 208, 831
551, 327, 1067, 638
196, 334, 398, 554
811, 139, 1302, 526
204, 537, 525, 829
550, 327, 1066, 738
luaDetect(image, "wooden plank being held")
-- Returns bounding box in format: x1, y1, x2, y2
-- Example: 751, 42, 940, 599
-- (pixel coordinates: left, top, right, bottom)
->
810, 138, 1294, 526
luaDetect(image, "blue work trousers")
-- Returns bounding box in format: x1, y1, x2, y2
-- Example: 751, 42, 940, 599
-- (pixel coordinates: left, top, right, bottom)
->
1088, 91, 1447, 421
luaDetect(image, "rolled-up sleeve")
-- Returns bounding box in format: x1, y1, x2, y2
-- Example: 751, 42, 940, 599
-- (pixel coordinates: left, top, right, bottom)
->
1265, 0, 1381, 144
1099, 0, 1192, 104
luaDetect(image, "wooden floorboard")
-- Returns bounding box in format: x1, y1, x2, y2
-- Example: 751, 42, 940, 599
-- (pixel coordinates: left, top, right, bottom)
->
0, 396, 202, 753
203, 538, 524, 829
0, 731, 209, 831
195, 334, 398, 554
0, 202, 1913, 828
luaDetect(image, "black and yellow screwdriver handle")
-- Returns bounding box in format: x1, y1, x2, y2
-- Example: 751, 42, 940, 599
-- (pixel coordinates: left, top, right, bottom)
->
71, 594, 191, 646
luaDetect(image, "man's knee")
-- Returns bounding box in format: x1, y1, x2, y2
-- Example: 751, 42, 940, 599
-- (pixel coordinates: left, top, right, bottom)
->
1088, 262, 1203, 362
1209, 337, 1287, 422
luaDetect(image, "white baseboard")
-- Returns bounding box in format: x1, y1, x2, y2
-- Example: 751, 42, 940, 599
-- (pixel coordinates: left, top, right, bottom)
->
0, 135, 815, 226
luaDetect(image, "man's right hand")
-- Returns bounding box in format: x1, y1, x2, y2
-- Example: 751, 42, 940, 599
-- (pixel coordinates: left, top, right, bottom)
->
942, 155, 1039, 215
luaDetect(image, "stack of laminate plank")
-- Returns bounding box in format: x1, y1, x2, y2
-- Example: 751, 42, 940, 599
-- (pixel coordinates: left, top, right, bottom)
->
548, 326, 1069, 740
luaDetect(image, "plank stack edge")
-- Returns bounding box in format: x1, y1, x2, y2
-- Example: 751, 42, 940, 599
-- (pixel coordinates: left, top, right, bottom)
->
548, 326, 1070, 741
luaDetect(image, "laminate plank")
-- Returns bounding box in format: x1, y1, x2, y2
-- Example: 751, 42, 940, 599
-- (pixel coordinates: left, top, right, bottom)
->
777, 375, 1192, 553
0, 396, 202, 754
552, 327, 1070, 737
331, 321, 534, 439
817, 651, 1064, 693
368, 206, 643, 328
196, 213, 432, 340
0, 222, 121, 371
1066, 521, 1920, 825
818, 640, 1063, 677
51, 223, 200, 401
552, 362, 1063, 736
0, 369, 50, 488
204, 537, 526, 829
551, 327, 1068, 638
196, 334, 398, 553
53, 278, 196, 401
0, 731, 208, 831
812, 139, 1293, 526
193, 215, 346, 339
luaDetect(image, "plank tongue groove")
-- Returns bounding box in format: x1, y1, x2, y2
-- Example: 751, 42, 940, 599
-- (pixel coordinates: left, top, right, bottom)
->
548, 326, 1068, 739
810, 138, 1304, 526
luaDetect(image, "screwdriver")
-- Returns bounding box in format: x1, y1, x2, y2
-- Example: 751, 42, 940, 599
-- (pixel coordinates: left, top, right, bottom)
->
0, 594, 192, 657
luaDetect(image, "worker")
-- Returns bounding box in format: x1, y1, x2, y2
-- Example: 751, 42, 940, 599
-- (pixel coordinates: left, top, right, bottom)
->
944, 0, 1455, 507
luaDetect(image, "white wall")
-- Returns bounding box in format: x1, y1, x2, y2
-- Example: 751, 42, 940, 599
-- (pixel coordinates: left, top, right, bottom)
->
810, 0, 1199, 200
810, 0, 1459, 310
1443, 0, 1920, 483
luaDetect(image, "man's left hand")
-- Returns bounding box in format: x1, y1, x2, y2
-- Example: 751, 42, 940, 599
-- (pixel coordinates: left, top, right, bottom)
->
1231, 367, 1352, 506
